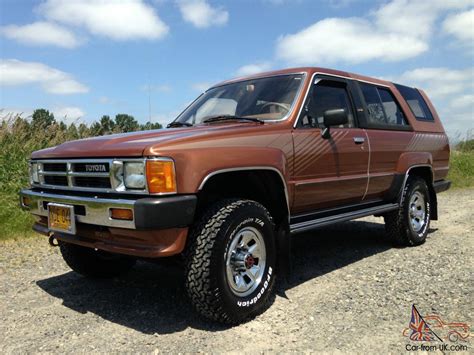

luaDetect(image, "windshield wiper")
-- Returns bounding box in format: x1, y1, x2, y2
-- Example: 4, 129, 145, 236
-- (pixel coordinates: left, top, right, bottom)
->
202, 115, 265, 125
166, 121, 193, 128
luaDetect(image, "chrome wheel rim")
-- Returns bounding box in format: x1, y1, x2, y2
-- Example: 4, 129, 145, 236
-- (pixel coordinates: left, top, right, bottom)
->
409, 191, 426, 233
225, 226, 266, 297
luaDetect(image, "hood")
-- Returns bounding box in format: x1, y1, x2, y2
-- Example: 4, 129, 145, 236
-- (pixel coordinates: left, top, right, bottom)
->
31, 123, 266, 159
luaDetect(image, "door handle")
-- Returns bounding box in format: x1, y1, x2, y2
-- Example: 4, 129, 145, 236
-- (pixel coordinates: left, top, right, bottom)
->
353, 137, 365, 144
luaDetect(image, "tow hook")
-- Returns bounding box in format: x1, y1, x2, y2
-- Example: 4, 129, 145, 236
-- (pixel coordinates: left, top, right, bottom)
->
48, 235, 59, 247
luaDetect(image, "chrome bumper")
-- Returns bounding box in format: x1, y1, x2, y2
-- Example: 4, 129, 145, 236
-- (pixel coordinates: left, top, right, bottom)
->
20, 189, 198, 231
20, 189, 137, 229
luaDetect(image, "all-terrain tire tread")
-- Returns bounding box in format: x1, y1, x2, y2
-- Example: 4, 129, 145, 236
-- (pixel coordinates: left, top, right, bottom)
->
384, 176, 429, 247
184, 199, 274, 324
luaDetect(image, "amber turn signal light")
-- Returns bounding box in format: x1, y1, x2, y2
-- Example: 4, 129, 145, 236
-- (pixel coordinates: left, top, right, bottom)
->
146, 160, 177, 194
110, 208, 134, 221
21, 196, 32, 207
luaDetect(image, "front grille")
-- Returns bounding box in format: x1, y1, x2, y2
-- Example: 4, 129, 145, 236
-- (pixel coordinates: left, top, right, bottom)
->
44, 175, 68, 186
43, 163, 67, 172
36, 160, 114, 191
74, 176, 111, 188
72, 163, 110, 173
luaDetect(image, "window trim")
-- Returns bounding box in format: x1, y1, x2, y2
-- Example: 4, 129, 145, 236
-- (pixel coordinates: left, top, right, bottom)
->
295, 75, 359, 130
357, 82, 413, 132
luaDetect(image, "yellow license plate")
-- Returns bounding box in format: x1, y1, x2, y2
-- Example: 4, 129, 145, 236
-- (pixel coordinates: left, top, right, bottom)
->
48, 203, 75, 234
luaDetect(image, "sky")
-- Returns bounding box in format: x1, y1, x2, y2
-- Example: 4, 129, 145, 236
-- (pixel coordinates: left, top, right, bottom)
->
0, 0, 473, 137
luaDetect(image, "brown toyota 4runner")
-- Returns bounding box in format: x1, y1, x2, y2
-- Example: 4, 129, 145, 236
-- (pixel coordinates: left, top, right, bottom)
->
20, 67, 451, 324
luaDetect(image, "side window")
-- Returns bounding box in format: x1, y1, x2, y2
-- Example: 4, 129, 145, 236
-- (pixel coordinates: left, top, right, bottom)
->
301, 80, 355, 128
360, 84, 386, 125
360, 84, 408, 127
395, 83, 434, 121
378, 88, 407, 125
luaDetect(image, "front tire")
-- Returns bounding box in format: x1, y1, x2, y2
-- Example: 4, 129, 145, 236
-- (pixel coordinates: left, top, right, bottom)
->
384, 176, 431, 246
59, 242, 136, 278
185, 199, 277, 324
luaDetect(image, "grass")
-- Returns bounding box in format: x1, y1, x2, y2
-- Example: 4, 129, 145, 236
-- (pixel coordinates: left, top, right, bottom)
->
448, 150, 474, 188
1, 116, 473, 240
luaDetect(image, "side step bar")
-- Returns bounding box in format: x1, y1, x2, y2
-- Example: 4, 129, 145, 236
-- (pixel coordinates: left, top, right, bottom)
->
290, 203, 399, 235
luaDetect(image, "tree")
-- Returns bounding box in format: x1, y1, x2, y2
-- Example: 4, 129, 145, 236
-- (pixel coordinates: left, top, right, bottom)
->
99, 115, 115, 134
77, 123, 89, 138
115, 114, 139, 133
67, 123, 79, 140
89, 122, 102, 136
140, 121, 162, 130
31, 109, 55, 129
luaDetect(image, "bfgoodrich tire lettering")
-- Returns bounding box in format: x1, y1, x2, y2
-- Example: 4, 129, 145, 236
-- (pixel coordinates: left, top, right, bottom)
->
185, 199, 277, 324
384, 176, 431, 246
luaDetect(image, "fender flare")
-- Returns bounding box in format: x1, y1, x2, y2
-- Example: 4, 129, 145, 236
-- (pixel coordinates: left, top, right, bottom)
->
399, 164, 438, 220
198, 166, 290, 221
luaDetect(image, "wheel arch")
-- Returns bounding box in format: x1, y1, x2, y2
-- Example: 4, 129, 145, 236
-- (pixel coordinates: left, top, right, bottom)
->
197, 167, 289, 225
401, 164, 438, 220
196, 167, 291, 274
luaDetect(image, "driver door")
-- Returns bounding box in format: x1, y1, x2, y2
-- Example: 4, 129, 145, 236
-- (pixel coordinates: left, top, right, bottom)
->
292, 76, 369, 213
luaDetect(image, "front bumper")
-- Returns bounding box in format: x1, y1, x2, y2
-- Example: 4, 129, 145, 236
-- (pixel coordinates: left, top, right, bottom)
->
20, 189, 197, 230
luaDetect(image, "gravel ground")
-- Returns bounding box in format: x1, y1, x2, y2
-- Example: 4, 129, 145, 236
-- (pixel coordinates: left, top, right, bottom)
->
1, 189, 472, 353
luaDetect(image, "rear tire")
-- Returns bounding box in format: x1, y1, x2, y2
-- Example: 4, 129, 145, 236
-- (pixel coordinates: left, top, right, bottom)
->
59, 242, 136, 278
384, 176, 431, 246
185, 199, 277, 324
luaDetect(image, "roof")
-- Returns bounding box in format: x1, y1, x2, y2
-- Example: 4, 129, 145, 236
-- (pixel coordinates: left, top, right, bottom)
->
211, 67, 393, 89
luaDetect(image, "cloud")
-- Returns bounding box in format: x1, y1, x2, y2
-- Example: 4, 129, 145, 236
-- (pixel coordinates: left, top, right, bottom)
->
191, 82, 212, 92
1, 22, 81, 48
38, 0, 169, 41
98, 96, 111, 104
177, 0, 228, 28
0, 59, 89, 94
394, 67, 474, 135
396, 67, 473, 99
276, 0, 472, 65
236, 62, 273, 76
53, 106, 85, 124
326, 0, 357, 8
450, 94, 474, 110
277, 18, 427, 65
443, 9, 474, 46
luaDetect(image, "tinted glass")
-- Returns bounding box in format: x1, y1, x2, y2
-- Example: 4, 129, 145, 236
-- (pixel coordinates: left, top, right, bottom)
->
395, 84, 434, 121
176, 74, 304, 124
378, 88, 407, 125
361, 84, 408, 127
360, 84, 386, 125
301, 80, 354, 128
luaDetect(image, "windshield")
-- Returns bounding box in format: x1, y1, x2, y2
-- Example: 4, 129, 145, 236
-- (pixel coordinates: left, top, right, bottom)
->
175, 74, 304, 125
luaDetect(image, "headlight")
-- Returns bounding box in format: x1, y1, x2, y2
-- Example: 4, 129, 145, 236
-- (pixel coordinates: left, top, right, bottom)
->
29, 162, 39, 184
146, 159, 177, 194
124, 162, 145, 189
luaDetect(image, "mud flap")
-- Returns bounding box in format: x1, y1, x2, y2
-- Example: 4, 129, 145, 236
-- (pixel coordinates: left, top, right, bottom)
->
275, 221, 291, 281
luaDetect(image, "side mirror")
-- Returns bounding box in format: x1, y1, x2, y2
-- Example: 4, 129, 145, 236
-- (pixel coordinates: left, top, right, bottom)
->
321, 109, 348, 139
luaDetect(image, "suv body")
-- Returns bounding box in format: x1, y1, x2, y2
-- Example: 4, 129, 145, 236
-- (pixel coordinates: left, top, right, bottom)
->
20, 67, 451, 323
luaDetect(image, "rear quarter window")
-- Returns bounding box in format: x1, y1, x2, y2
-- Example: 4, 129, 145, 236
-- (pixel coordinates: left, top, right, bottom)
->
360, 83, 408, 127
394, 84, 434, 121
